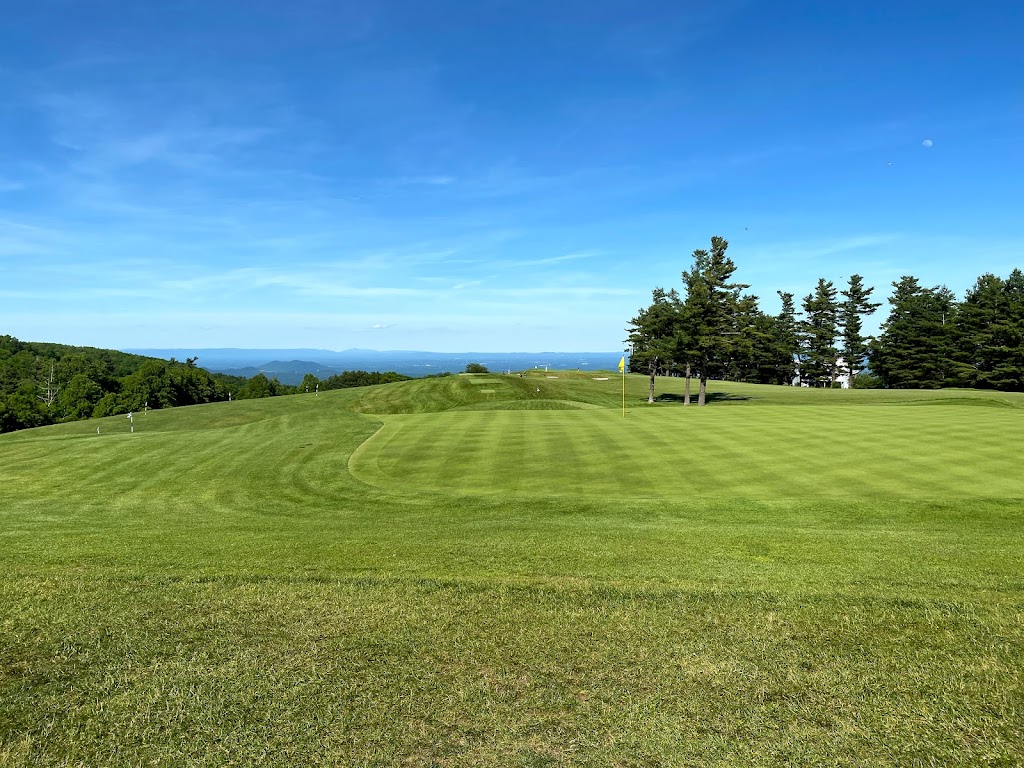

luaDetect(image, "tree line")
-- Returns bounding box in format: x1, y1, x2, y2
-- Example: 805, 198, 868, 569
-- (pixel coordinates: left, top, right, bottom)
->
0, 335, 411, 433
626, 236, 1024, 402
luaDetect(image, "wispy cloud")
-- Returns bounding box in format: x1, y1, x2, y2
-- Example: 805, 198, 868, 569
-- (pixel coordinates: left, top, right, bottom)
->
744, 234, 900, 268
385, 175, 456, 187
0, 219, 70, 257
5, 2, 1018, 353
497, 251, 602, 269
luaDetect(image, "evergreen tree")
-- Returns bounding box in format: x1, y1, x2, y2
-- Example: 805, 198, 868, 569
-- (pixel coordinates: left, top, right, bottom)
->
775, 291, 800, 385
950, 270, 1024, 390
730, 312, 793, 385
724, 293, 766, 383
799, 279, 839, 386
680, 236, 748, 405
626, 287, 681, 404
839, 274, 881, 386
870, 276, 956, 388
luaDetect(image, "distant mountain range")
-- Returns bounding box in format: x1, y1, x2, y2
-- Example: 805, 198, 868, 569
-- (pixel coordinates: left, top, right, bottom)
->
212, 360, 349, 384
124, 348, 623, 385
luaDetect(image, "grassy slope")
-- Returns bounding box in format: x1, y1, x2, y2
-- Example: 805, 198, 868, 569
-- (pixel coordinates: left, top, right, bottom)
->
1, 374, 1023, 767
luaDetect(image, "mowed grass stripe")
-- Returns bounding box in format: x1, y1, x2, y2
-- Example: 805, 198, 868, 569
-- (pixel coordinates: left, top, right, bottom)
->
5, 378, 1024, 766
350, 406, 1024, 498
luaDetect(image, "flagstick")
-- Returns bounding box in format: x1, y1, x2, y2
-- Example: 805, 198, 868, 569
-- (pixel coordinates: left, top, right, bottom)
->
621, 367, 625, 417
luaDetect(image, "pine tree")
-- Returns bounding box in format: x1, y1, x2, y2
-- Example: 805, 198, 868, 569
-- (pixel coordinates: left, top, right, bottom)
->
626, 287, 681, 404
839, 274, 881, 386
950, 270, 1024, 390
734, 313, 771, 383
680, 236, 748, 405
799, 279, 839, 386
870, 276, 956, 388
724, 293, 765, 383
776, 291, 800, 385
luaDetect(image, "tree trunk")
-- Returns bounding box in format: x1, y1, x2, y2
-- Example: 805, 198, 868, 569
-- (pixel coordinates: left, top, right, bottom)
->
698, 375, 707, 406
648, 364, 656, 404
38, 361, 59, 409
684, 363, 691, 405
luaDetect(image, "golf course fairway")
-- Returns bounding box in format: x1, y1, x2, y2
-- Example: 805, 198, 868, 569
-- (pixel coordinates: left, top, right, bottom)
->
1, 372, 1022, 766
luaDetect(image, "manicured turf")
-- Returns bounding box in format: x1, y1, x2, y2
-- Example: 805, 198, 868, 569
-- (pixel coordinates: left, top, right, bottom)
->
351, 406, 1024, 499
1, 373, 1023, 766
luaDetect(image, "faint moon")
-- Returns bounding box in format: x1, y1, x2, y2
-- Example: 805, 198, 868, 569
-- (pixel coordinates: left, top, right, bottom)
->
922, 139, 934, 148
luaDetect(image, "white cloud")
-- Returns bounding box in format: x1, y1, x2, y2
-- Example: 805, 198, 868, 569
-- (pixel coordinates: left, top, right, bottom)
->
494, 251, 602, 270
744, 234, 900, 267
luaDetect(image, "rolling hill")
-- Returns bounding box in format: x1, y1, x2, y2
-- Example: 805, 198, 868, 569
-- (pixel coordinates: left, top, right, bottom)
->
2, 373, 1022, 766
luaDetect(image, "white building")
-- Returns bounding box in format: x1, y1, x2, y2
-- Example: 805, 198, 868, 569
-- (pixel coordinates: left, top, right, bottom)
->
793, 356, 852, 388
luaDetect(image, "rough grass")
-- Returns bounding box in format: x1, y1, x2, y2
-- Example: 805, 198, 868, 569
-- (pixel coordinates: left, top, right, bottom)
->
1, 374, 1023, 767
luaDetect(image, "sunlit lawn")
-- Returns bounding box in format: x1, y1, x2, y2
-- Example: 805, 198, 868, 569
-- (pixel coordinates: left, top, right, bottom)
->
2, 374, 1022, 766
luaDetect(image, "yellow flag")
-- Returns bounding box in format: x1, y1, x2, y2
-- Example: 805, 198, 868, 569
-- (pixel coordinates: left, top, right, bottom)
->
618, 356, 625, 373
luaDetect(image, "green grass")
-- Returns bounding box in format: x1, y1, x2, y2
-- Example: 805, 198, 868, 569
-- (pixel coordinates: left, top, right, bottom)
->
2, 373, 1023, 766
350, 406, 1024, 498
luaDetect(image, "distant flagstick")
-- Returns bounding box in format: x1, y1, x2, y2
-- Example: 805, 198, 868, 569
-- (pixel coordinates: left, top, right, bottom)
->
618, 356, 626, 417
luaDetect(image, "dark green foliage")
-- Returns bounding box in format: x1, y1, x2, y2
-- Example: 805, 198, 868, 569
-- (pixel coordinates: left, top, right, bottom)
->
235, 372, 282, 400
774, 291, 801, 384
949, 270, 1024, 390
320, 370, 412, 390
870, 277, 956, 388
726, 294, 801, 386
0, 386, 47, 430
723, 294, 811, 388
626, 287, 682, 403
799, 279, 840, 386
626, 240, 1023, 394
839, 274, 881, 386
210, 372, 250, 398
0, 334, 421, 433
852, 373, 883, 389
464, 363, 489, 374
168, 357, 223, 405
681, 237, 749, 405
58, 374, 104, 420
1, 337, 236, 432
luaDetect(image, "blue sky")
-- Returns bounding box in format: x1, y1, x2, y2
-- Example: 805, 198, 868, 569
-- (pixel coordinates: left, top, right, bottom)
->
2, 1, 1022, 352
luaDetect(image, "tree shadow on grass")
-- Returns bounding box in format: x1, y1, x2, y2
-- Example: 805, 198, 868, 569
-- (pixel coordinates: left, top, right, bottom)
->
655, 391, 751, 403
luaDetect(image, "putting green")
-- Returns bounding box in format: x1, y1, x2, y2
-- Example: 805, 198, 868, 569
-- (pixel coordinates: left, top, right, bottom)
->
350, 405, 1024, 499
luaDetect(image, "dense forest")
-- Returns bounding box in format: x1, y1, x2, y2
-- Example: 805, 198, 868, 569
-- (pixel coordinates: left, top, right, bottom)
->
627, 236, 1024, 402
0, 336, 410, 433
